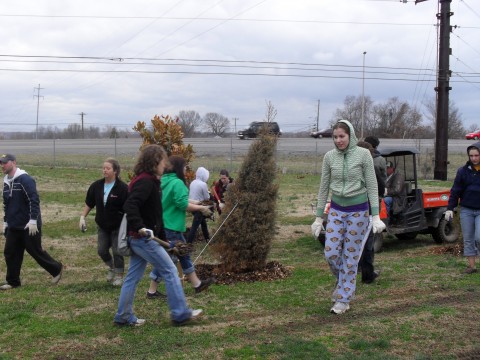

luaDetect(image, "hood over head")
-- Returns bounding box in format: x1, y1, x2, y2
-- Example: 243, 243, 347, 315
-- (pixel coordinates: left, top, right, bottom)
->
335, 119, 358, 152
195, 167, 209, 183
466, 141, 480, 154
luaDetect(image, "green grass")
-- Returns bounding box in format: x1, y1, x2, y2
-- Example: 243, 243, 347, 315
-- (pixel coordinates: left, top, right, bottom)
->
0, 161, 479, 359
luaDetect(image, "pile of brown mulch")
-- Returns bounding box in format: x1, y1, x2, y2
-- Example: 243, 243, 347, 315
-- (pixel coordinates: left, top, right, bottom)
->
429, 243, 464, 257
195, 261, 293, 285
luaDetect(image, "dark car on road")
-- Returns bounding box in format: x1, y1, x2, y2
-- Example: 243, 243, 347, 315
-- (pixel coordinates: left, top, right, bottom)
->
310, 128, 333, 139
237, 121, 281, 139
465, 129, 480, 140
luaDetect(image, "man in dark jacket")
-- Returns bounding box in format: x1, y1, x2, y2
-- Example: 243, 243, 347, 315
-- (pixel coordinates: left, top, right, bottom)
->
360, 136, 387, 283
0, 154, 63, 290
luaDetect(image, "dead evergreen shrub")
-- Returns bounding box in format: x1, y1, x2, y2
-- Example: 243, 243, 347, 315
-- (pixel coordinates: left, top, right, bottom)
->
211, 132, 279, 272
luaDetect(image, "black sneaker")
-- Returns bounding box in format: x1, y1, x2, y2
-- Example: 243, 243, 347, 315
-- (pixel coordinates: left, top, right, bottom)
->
146, 290, 167, 299
194, 278, 215, 294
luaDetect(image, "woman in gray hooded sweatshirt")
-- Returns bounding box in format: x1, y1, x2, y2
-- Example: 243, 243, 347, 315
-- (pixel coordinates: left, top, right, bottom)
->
187, 167, 211, 244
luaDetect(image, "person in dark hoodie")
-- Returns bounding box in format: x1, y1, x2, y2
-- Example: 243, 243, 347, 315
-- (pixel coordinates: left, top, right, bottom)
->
361, 136, 387, 283
0, 153, 63, 290
444, 141, 480, 274
114, 145, 202, 326
311, 121, 386, 315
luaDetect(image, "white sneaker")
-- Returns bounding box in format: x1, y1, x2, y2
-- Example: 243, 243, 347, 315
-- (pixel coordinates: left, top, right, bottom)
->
330, 301, 350, 315
51, 266, 63, 284
106, 269, 115, 282
112, 277, 123, 286
0, 283, 14, 290
172, 309, 203, 326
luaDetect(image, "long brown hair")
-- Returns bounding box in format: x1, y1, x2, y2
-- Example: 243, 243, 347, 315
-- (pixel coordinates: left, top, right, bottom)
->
133, 145, 168, 176
164, 155, 186, 184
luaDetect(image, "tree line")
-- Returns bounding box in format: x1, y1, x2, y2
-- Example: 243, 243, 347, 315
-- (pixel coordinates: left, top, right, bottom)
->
1, 96, 476, 140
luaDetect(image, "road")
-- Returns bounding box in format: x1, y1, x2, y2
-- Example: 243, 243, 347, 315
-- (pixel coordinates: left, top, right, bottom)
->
0, 137, 474, 156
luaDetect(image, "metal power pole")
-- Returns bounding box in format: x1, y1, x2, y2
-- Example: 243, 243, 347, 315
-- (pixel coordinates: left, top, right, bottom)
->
79, 112, 86, 138
434, 0, 453, 180
33, 84, 44, 140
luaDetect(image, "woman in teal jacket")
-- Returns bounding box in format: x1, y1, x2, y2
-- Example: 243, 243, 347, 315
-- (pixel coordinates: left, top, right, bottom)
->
311, 120, 386, 314
146, 156, 214, 299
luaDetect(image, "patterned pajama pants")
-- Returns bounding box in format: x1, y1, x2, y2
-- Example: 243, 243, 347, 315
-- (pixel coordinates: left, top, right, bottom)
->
324, 206, 370, 303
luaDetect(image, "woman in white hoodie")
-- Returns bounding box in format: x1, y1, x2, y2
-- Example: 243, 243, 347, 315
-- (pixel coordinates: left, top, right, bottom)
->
186, 167, 211, 244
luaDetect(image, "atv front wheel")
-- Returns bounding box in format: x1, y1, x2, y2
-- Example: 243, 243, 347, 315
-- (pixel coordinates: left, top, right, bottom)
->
431, 217, 460, 244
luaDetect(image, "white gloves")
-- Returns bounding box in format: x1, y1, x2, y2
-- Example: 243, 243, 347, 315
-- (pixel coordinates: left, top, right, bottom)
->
444, 210, 453, 222
79, 216, 87, 232
219, 202, 225, 210
2, 222, 7, 235
372, 215, 386, 234
311, 217, 324, 238
139, 228, 154, 239
199, 206, 213, 217
25, 220, 39, 236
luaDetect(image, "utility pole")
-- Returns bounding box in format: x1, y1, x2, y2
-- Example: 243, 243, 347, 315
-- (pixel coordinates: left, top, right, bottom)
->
316, 100, 320, 131
79, 112, 86, 138
33, 84, 44, 140
434, 0, 453, 180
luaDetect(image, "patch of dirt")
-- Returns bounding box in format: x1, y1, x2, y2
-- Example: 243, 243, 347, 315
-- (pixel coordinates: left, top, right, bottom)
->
429, 243, 464, 256
195, 261, 293, 285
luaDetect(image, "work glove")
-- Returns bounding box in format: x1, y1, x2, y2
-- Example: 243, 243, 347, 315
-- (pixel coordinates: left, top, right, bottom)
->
139, 228, 154, 239
372, 215, 386, 234
444, 210, 453, 222
2, 222, 7, 235
25, 220, 39, 236
311, 217, 324, 238
79, 216, 87, 232
199, 205, 213, 217
219, 202, 225, 210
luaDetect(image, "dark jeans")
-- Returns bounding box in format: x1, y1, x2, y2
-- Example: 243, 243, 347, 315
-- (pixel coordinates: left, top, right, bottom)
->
186, 211, 210, 244
4, 228, 62, 287
359, 230, 375, 282
97, 227, 124, 273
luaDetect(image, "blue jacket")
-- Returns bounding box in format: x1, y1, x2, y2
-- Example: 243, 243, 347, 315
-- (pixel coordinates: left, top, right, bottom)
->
3, 168, 42, 229
447, 141, 480, 211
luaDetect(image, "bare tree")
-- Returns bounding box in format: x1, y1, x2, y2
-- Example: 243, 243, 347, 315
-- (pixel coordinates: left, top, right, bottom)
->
203, 112, 230, 136
178, 110, 202, 137
264, 100, 277, 122
332, 95, 373, 133
423, 98, 465, 139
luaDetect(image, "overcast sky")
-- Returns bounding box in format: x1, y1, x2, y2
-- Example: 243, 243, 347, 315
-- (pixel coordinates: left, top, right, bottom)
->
1, 0, 479, 135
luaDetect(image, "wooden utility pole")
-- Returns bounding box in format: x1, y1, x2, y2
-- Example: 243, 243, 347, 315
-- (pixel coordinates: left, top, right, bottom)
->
33, 84, 44, 140
79, 112, 86, 138
434, 0, 453, 180
316, 100, 320, 131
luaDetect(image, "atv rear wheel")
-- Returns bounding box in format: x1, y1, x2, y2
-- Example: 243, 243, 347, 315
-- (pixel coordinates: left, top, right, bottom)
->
395, 231, 418, 241
431, 218, 459, 244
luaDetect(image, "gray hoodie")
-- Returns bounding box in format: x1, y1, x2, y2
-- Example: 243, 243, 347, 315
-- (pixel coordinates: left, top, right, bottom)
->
189, 167, 210, 202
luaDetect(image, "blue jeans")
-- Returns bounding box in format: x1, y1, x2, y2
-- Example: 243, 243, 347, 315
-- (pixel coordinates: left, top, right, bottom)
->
114, 236, 192, 324
459, 207, 480, 257
150, 229, 195, 283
